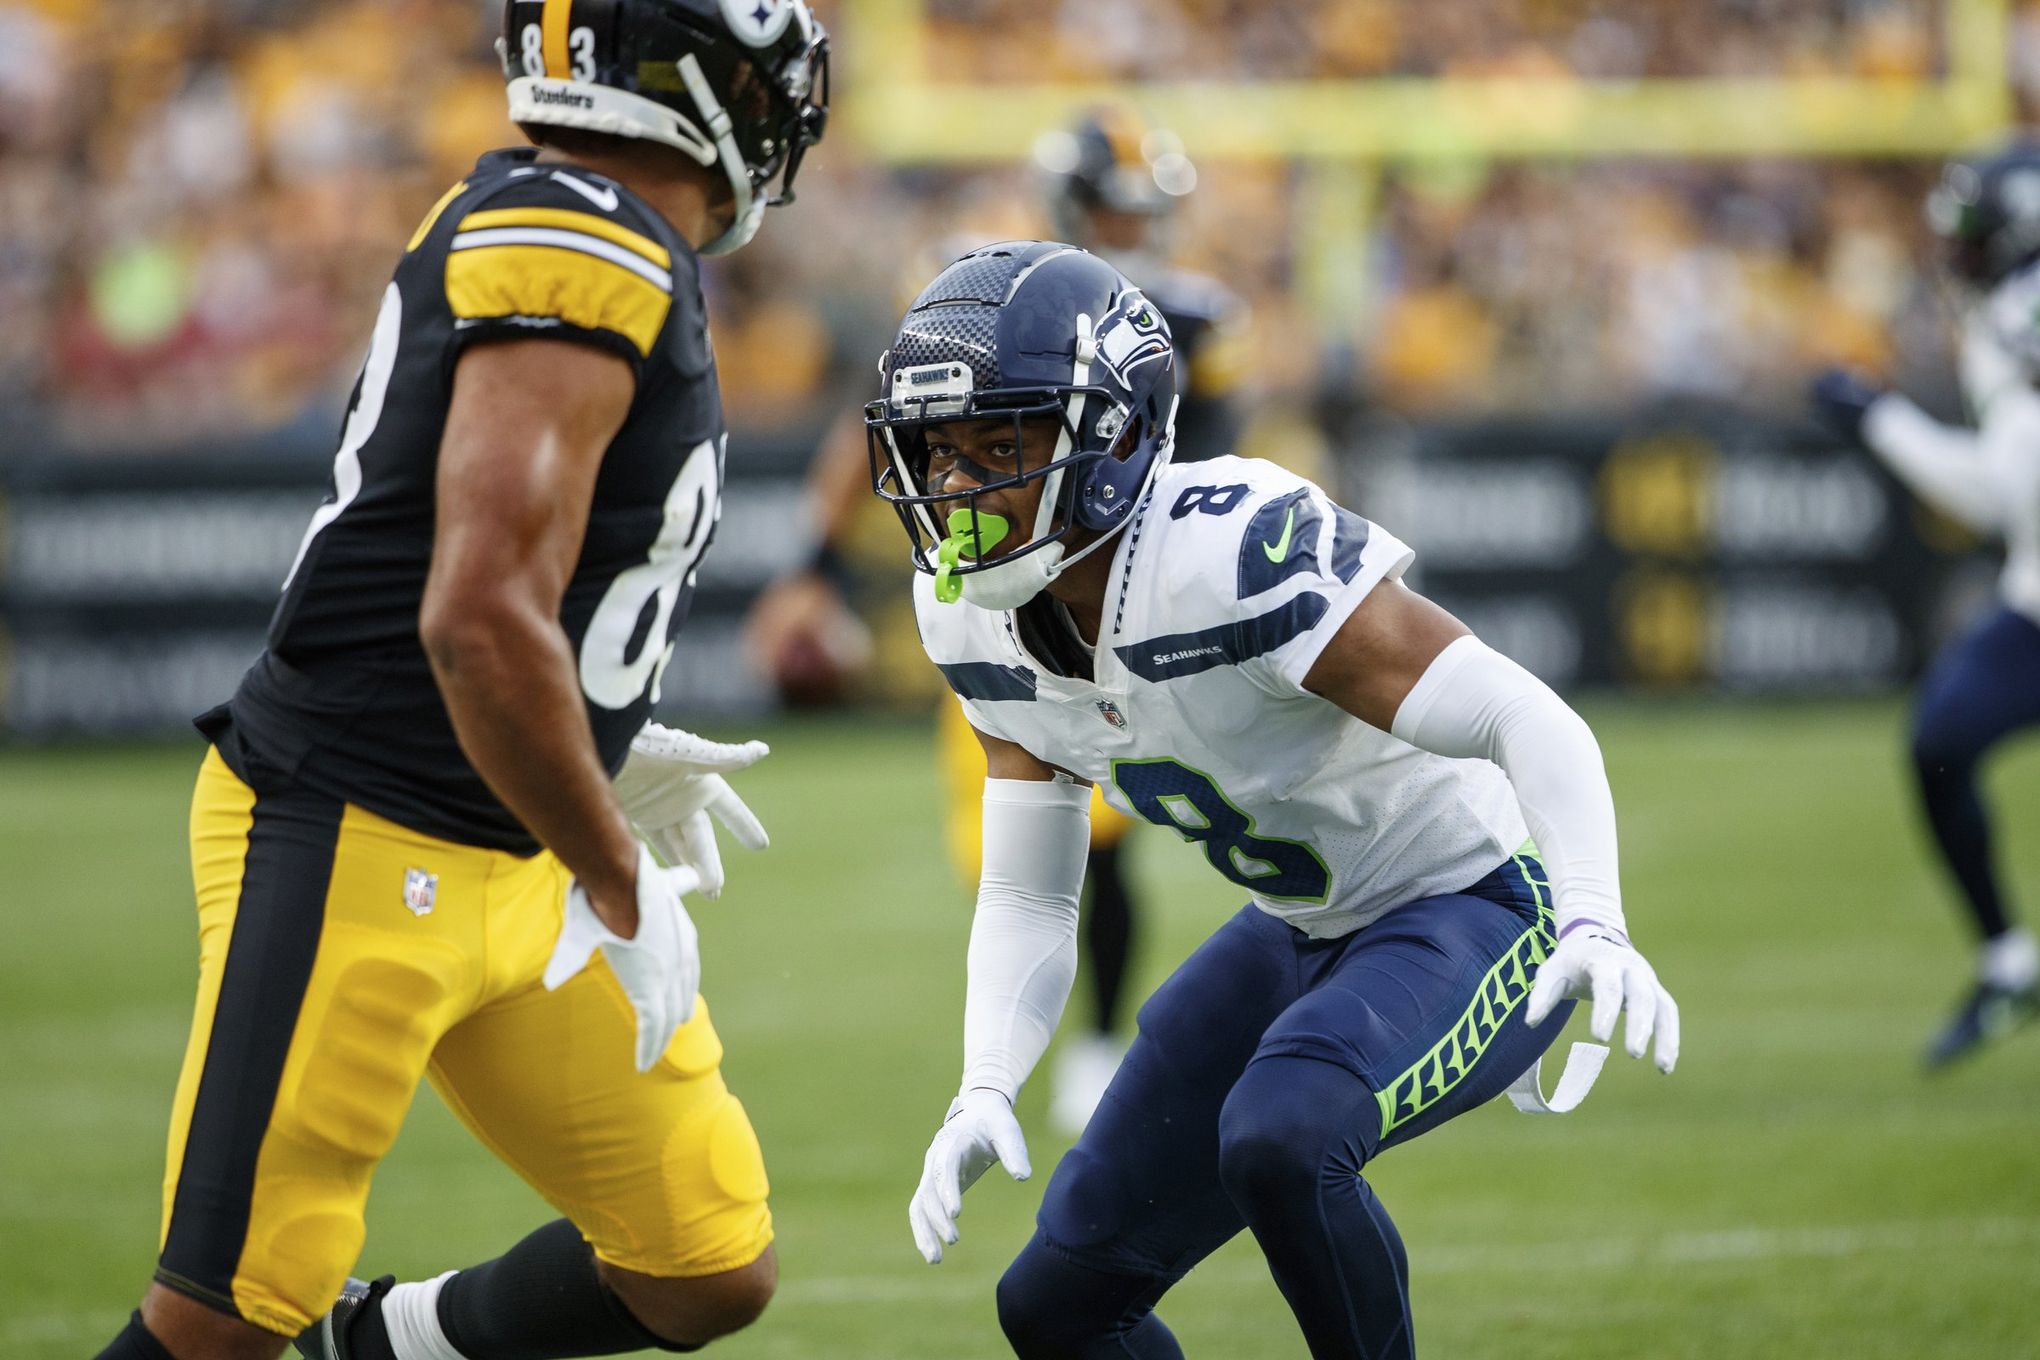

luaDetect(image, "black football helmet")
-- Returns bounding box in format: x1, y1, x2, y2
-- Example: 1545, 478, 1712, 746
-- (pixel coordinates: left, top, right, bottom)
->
1927, 141, 2040, 287
867, 241, 1180, 610
499, 0, 828, 255
1034, 104, 1197, 247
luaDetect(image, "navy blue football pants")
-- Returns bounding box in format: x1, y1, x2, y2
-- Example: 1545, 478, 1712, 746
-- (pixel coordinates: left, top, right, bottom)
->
1911, 606, 2040, 942
997, 855, 1571, 1360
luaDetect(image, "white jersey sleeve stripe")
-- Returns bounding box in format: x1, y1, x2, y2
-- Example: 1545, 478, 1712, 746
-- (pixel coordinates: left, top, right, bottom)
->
448, 227, 674, 292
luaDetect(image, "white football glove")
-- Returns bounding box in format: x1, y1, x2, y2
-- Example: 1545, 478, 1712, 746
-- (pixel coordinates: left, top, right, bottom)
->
613, 723, 770, 898
909, 1089, 1031, 1265
545, 843, 703, 1073
1526, 925, 1681, 1074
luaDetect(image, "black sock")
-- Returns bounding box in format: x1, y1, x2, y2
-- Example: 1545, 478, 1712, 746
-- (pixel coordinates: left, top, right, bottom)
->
1084, 843, 1137, 1034
345, 1279, 400, 1360
435, 1218, 679, 1359
94, 1313, 176, 1360
1914, 754, 2014, 940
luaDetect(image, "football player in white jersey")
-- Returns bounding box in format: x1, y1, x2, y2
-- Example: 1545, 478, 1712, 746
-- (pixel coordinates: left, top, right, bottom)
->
870, 241, 1680, 1360
1811, 142, 2040, 1068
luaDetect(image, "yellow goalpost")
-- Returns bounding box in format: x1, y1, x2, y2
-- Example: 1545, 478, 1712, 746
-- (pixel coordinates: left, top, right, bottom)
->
837, 0, 2016, 343
840, 0, 2012, 162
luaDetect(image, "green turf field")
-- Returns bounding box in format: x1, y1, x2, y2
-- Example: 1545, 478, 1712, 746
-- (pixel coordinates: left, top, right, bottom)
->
4, 701, 2038, 1358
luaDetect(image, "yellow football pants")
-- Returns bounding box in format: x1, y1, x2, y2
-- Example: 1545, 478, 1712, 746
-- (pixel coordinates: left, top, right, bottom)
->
156, 748, 771, 1336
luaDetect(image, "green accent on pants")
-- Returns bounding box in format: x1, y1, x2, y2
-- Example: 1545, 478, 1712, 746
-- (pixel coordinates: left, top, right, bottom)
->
1373, 856, 1556, 1139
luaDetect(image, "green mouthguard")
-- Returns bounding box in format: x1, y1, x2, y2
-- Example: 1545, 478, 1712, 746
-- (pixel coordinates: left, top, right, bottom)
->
933, 508, 1011, 603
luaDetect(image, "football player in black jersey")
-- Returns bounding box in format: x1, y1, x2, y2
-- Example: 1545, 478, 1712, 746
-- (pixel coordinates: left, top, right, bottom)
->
93, 4, 827, 1360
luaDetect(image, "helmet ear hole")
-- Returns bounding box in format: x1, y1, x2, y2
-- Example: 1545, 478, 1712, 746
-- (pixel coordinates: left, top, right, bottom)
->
1110, 418, 1143, 461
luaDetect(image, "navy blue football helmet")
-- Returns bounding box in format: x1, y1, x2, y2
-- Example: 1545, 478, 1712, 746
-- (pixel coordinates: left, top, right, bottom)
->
866, 241, 1179, 607
1927, 141, 2040, 286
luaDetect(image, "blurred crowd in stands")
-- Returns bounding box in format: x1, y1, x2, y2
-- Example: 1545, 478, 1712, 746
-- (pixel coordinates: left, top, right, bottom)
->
2, 0, 2034, 454
924, 0, 1949, 81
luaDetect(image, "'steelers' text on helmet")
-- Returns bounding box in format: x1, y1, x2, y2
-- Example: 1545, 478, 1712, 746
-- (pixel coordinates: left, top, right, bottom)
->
866, 241, 1180, 610
500, 0, 828, 255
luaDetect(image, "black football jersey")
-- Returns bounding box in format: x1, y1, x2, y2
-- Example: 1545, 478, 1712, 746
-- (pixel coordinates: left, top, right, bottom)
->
207, 147, 725, 854
1140, 265, 1248, 464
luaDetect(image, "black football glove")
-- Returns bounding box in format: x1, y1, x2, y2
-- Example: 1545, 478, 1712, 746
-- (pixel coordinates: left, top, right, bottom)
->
1809, 368, 1887, 447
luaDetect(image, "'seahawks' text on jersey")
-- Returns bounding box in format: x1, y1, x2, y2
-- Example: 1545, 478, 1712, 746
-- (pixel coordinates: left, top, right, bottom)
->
209, 147, 724, 854
916, 456, 1527, 938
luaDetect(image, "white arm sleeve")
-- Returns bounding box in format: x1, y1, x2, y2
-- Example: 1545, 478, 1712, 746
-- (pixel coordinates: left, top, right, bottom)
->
960, 777, 1092, 1101
1862, 392, 2031, 535
1391, 636, 1625, 939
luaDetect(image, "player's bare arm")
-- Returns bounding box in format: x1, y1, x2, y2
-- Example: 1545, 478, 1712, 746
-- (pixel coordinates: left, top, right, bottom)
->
1297, 577, 1470, 729
972, 718, 1087, 784
422, 336, 644, 927
1305, 581, 1680, 1071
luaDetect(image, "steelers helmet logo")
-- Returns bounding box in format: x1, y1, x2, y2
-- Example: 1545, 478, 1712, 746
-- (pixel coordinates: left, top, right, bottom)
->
721, 0, 794, 46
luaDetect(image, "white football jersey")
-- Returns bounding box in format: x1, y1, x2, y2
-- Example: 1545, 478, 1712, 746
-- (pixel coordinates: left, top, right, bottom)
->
916, 456, 1528, 939
1969, 269, 2040, 620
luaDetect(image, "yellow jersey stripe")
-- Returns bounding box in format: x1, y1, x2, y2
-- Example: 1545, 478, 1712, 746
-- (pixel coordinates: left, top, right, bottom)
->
446, 243, 671, 357
456, 206, 671, 270
541, 0, 573, 78
450, 227, 672, 291
407, 180, 468, 253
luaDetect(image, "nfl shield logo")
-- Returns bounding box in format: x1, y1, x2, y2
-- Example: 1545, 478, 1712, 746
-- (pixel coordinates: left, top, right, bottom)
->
1096, 700, 1127, 730
402, 867, 438, 917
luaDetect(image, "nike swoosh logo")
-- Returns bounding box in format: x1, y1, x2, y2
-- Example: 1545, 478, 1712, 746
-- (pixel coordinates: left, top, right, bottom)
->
1262, 504, 1296, 563
551, 171, 619, 212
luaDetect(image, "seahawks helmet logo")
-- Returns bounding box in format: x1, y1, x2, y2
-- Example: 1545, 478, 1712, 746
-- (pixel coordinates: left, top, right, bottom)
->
721, 0, 794, 46
1093, 291, 1171, 387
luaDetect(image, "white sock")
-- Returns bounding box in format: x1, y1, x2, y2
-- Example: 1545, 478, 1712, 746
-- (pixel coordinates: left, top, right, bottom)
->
1980, 928, 2039, 991
382, 1271, 467, 1360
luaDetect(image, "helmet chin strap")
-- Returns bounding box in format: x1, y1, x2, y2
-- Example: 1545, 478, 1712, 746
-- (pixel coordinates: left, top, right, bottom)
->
675, 54, 763, 256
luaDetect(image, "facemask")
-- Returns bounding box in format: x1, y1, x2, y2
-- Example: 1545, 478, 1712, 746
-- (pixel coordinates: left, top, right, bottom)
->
933, 508, 1065, 611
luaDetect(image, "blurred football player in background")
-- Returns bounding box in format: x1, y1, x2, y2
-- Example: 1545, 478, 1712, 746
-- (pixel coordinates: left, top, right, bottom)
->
747, 105, 1249, 1133
880, 241, 1677, 1360
94, 4, 828, 1360
1812, 142, 2040, 1068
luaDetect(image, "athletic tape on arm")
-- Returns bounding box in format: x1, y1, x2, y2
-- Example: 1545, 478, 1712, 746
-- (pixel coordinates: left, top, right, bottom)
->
1505, 1041, 1609, 1115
